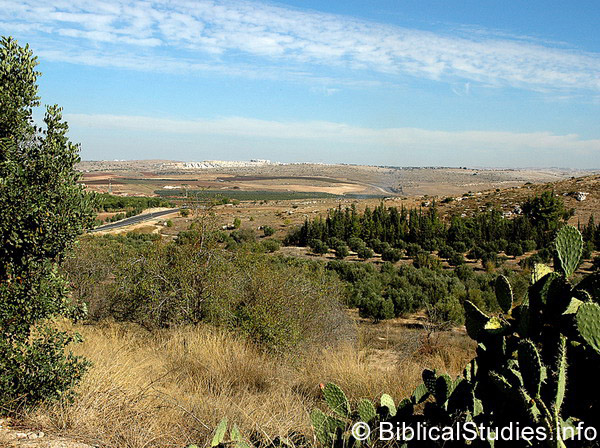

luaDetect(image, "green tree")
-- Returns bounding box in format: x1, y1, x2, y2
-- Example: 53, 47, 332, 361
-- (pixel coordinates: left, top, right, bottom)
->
309, 239, 329, 255
0, 37, 95, 411
334, 243, 349, 259
356, 246, 374, 260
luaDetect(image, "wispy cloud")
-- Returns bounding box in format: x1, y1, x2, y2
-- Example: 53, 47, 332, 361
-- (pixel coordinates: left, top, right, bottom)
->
2, 0, 599, 92
65, 113, 600, 167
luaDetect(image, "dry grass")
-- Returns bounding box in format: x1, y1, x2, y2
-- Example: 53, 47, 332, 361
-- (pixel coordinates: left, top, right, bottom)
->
24, 321, 474, 448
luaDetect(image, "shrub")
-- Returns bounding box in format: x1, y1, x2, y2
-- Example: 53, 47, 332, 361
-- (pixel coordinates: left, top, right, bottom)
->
261, 239, 280, 253
523, 239, 537, 252
358, 293, 394, 322
412, 252, 440, 269
180, 208, 190, 217
262, 225, 275, 237
309, 239, 329, 255
347, 237, 365, 252
451, 241, 467, 254
233, 217, 241, 229
92, 234, 352, 352
231, 228, 256, 244
448, 251, 465, 266
334, 244, 349, 259
356, 246, 374, 260
381, 247, 402, 263
405, 243, 422, 258
505, 242, 523, 257
437, 244, 453, 259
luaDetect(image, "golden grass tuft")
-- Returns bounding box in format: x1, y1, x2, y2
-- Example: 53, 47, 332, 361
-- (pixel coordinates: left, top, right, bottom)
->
24, 321, 474, 448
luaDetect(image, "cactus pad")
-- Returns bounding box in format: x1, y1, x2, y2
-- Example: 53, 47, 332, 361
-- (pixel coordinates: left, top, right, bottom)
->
463, 359, 478, 382
495, 275, 513, 313
310, 409, 329, 446
563, 297, 583, 315
211, 417, 228, 447
435, 373, 453, 404
357, 399, 377, 423
412, 383, 429, 404
576, 302, 600, 355
310, 409, 344, 446
554, 225, 583, 278
323, 383, 350, 418
380, 393, 397, 417
464, 300, 489, 340
483, 316, 509, 335
518, 340, 542, 398
489, 371, 511, 394
555, 336, 567, 411
574, 272, 600, 302
531, 263, 553, 284
422, 368, 437, 395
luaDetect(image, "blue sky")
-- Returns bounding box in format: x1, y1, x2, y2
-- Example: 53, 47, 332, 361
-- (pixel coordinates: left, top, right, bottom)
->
1, 0, 599, 167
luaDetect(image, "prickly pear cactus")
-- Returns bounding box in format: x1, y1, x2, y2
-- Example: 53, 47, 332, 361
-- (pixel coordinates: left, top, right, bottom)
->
518, 340, 542, 398
422, 368, 437, 395
412, 383, 429, 404
495, 275, 513, 313
323, 382, 350, 417
554, 225, 582, 278
310, 408, 344, 446
576, 301, 600, 355
380, 393, 397, 417
357, 398, 377, 422
211, 418, 228, 447
532, 262, 553, 284
310, 409, 330, 446
434, 373, 453, 404
464, 301, 489, 340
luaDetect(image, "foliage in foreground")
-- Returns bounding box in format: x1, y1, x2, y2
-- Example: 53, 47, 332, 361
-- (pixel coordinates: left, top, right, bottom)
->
196, 226, 598, 448
65, 230, 353, 353
308, 226, 599, 448
0, 36, 94, 412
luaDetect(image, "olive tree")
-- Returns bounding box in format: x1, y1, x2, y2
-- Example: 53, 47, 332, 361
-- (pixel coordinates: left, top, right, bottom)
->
0, 37, 95, 411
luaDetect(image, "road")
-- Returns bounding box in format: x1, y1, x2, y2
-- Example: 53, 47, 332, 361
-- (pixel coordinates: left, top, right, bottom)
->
91, 208, 180, 232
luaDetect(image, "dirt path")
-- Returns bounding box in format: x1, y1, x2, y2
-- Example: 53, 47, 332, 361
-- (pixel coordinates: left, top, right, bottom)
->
0, 420, 93, 448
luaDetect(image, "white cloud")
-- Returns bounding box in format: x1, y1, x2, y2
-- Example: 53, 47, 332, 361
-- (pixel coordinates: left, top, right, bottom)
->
2, 0, 599, 91
65, 113, 600, 162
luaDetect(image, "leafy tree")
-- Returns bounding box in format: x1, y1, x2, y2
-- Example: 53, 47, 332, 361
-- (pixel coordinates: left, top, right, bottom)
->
448, 251, 465, 266
381, 247, 402, 263
505, 242, 523, 258
333, 244, 349, 259
356, 246, 374, 260
521, 191, 571, 245
0, 37, 95, 411
347, 237, 365, 252
309, 239, 329, 255
358, 293, 394, 322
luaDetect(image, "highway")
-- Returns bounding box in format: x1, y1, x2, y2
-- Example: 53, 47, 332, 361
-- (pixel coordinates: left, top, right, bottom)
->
91, 208, 180, 232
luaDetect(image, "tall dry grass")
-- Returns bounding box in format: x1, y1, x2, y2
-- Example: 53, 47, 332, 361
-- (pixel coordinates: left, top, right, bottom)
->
25, 321, 474, 448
